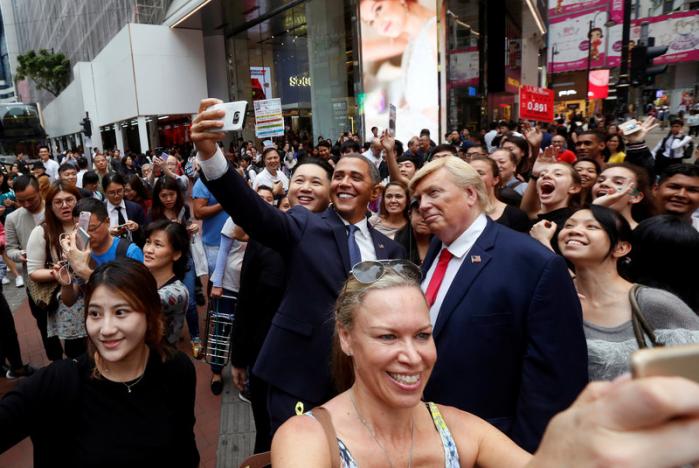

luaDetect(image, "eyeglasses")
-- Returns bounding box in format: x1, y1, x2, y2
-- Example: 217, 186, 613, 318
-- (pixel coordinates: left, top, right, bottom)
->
106, 189, 124, 197
87, 219, 106, 232
52, 197, 77, 208
351, 260, 421, 284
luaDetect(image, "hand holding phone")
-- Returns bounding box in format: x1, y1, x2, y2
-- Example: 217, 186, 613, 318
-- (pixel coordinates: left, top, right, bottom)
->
631, 343, 699, 383
209, 101, 248, 132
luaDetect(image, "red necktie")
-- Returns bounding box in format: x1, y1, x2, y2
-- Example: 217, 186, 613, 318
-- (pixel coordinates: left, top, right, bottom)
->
425, 248, 453, 307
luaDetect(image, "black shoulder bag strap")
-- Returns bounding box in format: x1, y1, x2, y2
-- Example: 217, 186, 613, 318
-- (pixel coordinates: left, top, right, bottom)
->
629, 284, 663, 349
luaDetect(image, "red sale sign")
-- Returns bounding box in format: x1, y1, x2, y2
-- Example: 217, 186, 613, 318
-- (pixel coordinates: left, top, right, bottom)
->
519, 85, 554, 122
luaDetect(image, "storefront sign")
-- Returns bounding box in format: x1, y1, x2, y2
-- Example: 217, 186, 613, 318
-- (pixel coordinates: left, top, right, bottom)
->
289, 74, 312, 87
519, 85, 555, 122
253, 98, 285, 139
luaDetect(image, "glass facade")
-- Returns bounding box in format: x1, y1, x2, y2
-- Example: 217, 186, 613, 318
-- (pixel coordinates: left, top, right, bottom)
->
222, 0, 357, 144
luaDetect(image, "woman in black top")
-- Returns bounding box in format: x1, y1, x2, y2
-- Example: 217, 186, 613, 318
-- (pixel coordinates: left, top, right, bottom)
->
0, 259, 199, 467
469, 156, 530, 233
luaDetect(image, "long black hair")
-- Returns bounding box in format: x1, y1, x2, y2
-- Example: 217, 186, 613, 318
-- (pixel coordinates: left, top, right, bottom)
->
144, 219, 190, 281
150, 176, 184, 222
629, 215, 699, 311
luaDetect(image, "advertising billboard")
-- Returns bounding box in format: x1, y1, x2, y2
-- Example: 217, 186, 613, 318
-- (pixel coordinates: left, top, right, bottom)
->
630, 11, 699, 65
358, 0, 439, 143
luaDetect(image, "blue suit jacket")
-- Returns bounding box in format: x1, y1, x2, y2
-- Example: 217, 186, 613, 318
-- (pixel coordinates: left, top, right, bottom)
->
422, 218, 588, 452
203, 166, 405, 403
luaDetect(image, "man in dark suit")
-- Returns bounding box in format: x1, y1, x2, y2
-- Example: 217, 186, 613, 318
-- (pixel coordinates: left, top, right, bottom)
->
410, 156, 588, 452
102, 173, 147, 247
191, 98, 405, 433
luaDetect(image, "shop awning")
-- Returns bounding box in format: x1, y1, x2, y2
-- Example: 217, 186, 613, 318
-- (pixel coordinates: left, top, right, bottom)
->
163, 0, 211, 28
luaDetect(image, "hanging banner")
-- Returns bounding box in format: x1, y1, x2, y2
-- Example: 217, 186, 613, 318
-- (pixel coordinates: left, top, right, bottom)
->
519, 86, 555, 122
253, 98, 284, 139
630, 11, 699, 65
588, 69, 609, 99
358, 0, 439, 143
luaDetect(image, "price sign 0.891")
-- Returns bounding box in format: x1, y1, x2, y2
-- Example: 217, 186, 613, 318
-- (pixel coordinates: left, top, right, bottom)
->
519, 85, 554, 122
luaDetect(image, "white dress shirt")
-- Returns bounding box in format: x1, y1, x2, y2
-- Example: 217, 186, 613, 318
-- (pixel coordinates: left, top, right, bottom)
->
421, 213, 488, 325
107, 200, 129, 228
340, 216, 377, 264
198, 147, 229, 181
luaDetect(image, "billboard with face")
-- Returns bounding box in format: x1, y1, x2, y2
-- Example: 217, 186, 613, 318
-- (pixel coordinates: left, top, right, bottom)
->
358, 0, 439, 143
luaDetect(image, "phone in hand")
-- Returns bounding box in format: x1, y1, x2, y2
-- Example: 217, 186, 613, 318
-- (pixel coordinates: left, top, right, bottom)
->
210, 101, 248, 132
78, 211, 91, 232
619, 119, 641, 136
631, 343, 699, 384
76, 227, 90, 251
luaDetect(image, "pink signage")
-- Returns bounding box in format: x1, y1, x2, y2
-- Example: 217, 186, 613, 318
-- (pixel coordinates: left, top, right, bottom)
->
548, 0, 608, 19
630, 11, 699, 65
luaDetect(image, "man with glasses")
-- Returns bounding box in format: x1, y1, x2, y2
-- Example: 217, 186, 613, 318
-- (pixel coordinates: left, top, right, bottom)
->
65, 198, 143, 282
102, 173, 146, 247
464, 144, 488, 162
4, 176, 63, 361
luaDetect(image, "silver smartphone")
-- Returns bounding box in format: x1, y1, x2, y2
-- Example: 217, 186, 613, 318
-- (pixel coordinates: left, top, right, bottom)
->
76, 227, 90, 251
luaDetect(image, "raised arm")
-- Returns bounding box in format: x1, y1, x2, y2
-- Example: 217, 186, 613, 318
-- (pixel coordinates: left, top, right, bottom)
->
191, 99, 305, 249
381, 131, 410, 185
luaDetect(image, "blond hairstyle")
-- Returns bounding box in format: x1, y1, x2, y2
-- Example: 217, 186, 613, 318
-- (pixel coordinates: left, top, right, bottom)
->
409, 156, 492, 213
332, 271, 424, 392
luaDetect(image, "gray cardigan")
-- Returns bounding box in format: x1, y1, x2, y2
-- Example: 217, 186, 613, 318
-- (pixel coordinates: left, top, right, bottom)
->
584, 286, 699, 381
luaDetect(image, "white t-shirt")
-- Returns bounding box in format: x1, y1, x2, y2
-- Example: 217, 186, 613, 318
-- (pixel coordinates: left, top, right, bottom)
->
42, 158, 60, 181
253, 168, 289, 192
212, 218, 247, 292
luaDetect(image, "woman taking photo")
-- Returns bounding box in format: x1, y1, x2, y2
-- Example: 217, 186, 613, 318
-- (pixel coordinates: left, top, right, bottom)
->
558, 206, 699, 381
143, 220, 190, 346
149, 176, 202, 357
369, 182, 409, 239
26, 182, 85, 358
0, 259, 199, 466
469, 157, 530, 233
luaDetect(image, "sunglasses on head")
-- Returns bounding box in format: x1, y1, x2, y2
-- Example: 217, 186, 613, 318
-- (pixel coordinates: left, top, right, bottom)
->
351, 260, 422, 284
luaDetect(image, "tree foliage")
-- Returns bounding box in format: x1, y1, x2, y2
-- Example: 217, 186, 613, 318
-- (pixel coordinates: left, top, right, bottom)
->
15, 49, 70, 97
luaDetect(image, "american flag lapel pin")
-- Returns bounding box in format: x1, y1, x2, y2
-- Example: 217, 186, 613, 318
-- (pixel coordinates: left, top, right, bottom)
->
471, 255, 481, 263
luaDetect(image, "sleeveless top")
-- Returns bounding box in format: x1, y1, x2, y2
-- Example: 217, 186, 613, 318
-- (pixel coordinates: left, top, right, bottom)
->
307, 402, 460, 467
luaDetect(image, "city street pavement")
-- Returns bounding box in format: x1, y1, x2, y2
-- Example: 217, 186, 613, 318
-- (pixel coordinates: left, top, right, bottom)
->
0, 276, 255, 468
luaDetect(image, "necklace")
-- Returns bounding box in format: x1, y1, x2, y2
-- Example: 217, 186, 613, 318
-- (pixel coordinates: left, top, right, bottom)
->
123, 373, 145, 393
349, 389, 414, 468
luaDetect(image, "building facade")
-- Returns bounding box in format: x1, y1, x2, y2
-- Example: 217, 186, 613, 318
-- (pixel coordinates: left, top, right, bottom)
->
2, 0, 549, 154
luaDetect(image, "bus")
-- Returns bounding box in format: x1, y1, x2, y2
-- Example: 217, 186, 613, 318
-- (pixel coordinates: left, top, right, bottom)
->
0, 102, 46, 164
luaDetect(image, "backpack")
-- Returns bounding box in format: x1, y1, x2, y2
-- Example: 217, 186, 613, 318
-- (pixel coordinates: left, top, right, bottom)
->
115, 237, 132, 258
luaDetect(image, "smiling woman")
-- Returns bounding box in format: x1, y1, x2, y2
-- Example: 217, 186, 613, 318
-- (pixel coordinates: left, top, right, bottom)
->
271, 262, 532, 467
0, 259, 199, 467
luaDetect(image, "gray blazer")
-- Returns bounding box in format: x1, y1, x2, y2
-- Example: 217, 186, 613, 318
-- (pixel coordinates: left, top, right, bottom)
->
5, 206, 42, 280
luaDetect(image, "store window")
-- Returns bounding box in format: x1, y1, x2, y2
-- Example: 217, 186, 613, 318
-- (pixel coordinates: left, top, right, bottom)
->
445, 0, 482, 132
222, 0, 357, 146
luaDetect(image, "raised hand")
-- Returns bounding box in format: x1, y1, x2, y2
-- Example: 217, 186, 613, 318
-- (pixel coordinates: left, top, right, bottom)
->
190, 98, 226, 160
592, 182, 636, 207
625, 116, 658, 145
380, 129, 395, 154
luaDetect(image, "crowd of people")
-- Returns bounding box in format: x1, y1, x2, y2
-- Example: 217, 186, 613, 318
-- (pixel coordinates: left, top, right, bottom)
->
0, 98, 697, 466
